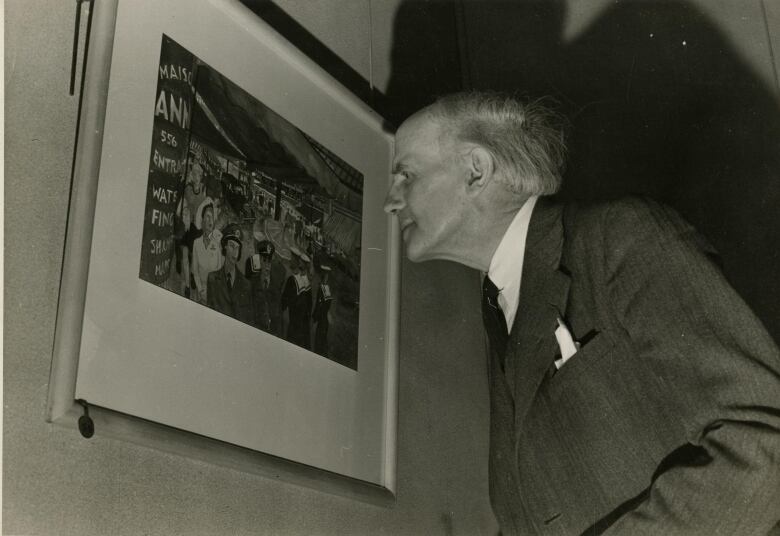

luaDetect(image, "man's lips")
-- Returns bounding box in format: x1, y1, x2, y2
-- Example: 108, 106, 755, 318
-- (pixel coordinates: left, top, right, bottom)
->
400, 219, 414, 238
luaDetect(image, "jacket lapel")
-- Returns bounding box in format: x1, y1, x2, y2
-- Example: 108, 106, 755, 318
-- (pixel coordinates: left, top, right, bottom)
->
217, 268, 232, 306
505, 197, 570, 431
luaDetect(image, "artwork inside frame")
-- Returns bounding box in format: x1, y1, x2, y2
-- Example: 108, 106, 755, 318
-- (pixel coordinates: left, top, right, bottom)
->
48, 0, 399, 503
142, 35, 365, 370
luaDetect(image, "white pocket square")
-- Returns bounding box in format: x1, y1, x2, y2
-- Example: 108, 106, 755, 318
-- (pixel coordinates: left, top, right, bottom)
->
554, 317, 580, 370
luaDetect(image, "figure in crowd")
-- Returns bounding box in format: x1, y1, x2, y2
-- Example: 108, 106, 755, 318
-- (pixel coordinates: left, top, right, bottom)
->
281, 247, 312, 349
221, 172, 244, 217
383, 91, 780, 535
245, 239, 287, 336
190, 203, 223, 304
207, 223, 252, 324
179, 161, 208, 298
198, 178, 235, 232
311, 264, 333, 356
305, 236, 316, 262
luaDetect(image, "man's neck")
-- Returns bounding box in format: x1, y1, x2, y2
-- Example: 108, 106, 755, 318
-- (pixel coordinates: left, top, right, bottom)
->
482, 208, 524, 269
465, 197, 531, 272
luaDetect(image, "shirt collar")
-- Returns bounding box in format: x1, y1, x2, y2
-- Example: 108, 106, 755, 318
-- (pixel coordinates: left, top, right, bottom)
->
487, 195, 538, 332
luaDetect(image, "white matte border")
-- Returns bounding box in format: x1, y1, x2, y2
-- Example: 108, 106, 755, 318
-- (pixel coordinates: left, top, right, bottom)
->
48, 0, 399, 499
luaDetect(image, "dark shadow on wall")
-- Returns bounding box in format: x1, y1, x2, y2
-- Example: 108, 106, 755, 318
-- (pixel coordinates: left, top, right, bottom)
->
240, 0, 394, 116
240, 1, 463, 125
382, 0, 465, 125
386, 0, 780, 342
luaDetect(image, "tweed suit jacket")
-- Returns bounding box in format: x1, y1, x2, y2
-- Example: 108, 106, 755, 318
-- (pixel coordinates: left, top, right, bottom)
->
488, 196, 780, 535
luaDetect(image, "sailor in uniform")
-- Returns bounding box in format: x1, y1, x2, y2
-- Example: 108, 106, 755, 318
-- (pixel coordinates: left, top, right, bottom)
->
244, 239, 287, 335
312, 264, 334, 356
281, 247, 312, 349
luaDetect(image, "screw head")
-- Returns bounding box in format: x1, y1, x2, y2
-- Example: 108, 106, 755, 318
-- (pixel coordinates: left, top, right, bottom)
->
78, 415, 95, 438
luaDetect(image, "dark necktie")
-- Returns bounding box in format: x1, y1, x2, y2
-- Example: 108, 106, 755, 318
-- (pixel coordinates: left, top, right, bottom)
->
482, 275, 509, 365
227, 271, 233, 288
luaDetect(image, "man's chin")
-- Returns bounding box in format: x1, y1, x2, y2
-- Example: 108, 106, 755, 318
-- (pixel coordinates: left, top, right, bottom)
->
404, 242, 435, 263
403, 241, 421, 262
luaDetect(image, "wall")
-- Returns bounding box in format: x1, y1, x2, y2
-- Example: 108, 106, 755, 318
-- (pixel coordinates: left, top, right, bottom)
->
4, 1, 495, 535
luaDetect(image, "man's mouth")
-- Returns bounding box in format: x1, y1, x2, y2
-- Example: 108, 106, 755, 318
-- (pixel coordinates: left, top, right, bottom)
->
400, 219, 414, 239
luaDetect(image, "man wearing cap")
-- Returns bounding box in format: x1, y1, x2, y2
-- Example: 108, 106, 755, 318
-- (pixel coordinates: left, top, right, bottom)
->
311, 263, 334, 356
245, 239, 287, 335
383, 92, 780, 535
207, 223, 253, 324
281, 247, 312, 349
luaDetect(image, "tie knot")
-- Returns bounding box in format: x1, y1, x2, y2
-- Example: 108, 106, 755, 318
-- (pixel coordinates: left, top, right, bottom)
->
482, 275, 500, 300
481, 275, 509, 362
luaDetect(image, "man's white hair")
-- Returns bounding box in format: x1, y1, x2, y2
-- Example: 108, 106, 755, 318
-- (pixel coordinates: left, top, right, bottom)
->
428, 91, 568, 196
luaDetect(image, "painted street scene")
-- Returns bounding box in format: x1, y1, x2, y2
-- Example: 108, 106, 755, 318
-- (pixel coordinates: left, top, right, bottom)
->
139, 36, 363, 370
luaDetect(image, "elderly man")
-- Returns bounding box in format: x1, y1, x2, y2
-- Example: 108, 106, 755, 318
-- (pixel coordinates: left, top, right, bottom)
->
384, 92, 780, 535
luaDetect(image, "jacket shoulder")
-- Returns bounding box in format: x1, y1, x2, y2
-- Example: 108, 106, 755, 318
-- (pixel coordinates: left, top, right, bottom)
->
564, 196, 703, 241
561, 196, 718, 265
564, 195, 665, 228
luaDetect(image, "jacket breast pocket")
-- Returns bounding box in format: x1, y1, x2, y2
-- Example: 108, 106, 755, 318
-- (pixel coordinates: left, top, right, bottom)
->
545, 330, 615, 399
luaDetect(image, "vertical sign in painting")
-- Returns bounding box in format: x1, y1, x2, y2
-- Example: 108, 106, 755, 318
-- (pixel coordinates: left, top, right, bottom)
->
139, 35, 198, 283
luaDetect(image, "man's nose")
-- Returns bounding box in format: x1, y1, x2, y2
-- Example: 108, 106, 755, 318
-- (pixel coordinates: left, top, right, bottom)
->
383, 179, 405, 215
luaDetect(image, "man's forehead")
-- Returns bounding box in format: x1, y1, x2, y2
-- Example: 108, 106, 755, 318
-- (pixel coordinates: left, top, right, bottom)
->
396, 110, 439, 141
393, 111, 444, 166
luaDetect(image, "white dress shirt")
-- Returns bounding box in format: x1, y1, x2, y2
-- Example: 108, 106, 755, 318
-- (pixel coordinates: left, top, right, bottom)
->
487, 196, 538, 333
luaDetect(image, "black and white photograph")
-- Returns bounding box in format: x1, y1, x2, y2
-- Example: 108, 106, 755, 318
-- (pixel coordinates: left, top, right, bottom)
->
6, 0, 780, 534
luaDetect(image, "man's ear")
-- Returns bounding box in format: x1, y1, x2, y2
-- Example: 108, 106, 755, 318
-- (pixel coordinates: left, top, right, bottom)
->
465, 146, 494, 192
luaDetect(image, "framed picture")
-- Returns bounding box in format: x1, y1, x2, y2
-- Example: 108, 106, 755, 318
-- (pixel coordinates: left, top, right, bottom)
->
48, 0, 400, 503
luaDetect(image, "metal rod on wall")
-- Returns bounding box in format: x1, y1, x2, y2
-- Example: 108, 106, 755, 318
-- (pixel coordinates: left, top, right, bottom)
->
368, 0, 375, 109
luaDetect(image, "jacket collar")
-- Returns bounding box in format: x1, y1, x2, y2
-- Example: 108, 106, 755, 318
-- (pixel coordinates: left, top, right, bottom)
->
505, 196, 571, 428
